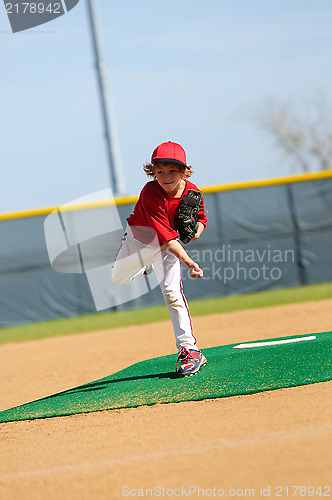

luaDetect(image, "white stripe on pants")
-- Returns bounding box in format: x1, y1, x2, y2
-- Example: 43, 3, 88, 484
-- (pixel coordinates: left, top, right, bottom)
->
112, 226, 197, 352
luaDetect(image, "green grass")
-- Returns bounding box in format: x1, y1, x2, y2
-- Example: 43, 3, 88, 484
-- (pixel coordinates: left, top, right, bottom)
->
1, 281, 332, 346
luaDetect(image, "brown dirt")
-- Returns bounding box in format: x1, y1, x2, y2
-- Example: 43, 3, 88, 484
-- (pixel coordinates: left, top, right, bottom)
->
1, 299, 332, 500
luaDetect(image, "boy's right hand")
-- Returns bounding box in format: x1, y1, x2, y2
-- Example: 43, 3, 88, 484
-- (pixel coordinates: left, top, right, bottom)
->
190, 263, 203, 279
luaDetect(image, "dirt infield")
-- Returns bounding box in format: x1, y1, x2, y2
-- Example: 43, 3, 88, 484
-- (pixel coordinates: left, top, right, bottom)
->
1, 299, 332, 500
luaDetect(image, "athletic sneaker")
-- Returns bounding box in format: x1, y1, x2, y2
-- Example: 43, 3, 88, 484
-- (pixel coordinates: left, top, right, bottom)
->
175, 348, 207, 377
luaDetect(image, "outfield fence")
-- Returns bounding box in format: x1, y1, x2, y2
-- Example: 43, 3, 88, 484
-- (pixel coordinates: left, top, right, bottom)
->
1, 170, 332, 326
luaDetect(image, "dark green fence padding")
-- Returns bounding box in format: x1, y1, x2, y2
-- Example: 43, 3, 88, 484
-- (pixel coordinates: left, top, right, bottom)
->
1, 332, 331, 423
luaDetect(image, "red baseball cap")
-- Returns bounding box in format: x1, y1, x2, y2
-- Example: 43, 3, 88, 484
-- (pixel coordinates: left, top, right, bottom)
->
151, 141, 187, 167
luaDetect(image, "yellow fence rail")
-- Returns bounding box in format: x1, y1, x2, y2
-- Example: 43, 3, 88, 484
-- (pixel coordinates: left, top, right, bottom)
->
1, 169, 332, 221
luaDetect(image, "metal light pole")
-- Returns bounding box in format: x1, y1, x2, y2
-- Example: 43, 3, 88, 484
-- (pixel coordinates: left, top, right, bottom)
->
86, 0, 126, 196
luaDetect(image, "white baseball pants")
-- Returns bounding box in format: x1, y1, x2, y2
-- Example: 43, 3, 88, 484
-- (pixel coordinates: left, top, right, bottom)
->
112, 225, 198, 352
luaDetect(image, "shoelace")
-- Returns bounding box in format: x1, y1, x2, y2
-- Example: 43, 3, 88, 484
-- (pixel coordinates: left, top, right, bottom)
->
175, 347, 196, 370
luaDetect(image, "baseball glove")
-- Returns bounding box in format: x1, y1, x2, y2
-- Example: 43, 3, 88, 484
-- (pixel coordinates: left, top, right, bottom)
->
176, 189, 203, 244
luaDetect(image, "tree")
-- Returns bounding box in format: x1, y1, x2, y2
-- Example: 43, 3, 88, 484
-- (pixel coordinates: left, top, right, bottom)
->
253, 93, 332, 173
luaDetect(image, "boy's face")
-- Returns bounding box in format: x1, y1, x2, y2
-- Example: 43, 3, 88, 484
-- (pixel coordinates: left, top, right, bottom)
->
153, 162, 183, 196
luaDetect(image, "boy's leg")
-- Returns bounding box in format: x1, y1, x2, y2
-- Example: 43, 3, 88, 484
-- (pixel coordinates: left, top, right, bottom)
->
112, 227, 161, 286
154, 247, 198, 352
111, 232, 145, 285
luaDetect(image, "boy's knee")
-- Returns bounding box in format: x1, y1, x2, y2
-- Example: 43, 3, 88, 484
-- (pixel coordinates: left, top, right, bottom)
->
162, 288, 180, 307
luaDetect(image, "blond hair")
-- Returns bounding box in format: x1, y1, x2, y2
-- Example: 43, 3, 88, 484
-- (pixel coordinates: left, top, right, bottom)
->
143, 162, 193, 179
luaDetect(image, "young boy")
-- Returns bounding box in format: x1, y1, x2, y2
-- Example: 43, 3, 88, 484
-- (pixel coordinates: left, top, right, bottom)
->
112, 141, 208, 376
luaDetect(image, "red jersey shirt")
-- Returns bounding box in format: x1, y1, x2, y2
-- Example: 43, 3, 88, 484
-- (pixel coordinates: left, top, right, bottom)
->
127, 179, 208, 244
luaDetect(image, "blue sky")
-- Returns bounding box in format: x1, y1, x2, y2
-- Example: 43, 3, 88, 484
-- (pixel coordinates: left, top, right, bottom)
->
1, 0, 332, 213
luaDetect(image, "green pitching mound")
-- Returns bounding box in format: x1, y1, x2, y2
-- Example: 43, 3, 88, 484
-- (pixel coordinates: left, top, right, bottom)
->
1, 331, 332, 423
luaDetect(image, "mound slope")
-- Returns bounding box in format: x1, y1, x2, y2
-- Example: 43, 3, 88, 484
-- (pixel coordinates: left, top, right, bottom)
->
1, 331, 331, 423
